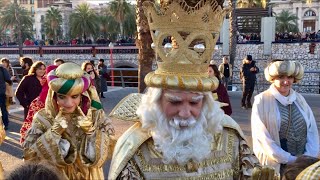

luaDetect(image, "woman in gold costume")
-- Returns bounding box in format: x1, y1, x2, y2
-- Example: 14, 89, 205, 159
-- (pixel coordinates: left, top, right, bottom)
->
22, 62, 115, 180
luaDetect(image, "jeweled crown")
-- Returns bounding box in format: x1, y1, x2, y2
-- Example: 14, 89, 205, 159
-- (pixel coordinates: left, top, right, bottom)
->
143, 0, 229, 91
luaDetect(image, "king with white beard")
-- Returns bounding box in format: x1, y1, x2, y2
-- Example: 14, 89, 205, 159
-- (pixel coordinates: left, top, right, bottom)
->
108, 87, 262, 179
108, 0, 276, 179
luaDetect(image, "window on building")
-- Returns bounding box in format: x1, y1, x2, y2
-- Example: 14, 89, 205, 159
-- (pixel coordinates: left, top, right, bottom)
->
304, 10, 316, 17
30, 0, 34, 4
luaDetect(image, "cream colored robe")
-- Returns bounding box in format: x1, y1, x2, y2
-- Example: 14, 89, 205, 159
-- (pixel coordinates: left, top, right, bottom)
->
251, 85, 319, 173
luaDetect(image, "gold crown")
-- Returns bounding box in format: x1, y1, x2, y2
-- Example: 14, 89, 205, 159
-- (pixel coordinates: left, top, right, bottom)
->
143, 0, 229, 91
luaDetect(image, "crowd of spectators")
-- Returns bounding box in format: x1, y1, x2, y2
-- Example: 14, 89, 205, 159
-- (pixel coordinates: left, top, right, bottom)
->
0, 36, 136, 47
2, 31, 320, 47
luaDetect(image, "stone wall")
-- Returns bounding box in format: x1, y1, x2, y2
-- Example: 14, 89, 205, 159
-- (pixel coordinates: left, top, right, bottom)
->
212, 43, 320, 93
5, 42, 320, 93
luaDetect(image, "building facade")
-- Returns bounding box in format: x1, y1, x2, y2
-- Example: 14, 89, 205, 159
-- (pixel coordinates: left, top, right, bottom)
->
271, 0, 320, 32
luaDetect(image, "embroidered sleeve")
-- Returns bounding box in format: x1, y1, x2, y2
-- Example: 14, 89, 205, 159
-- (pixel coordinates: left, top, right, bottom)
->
79, 110, 116, 167
239, 139, 260, 179
117, 160, 142, 180
23, 113, 77, 166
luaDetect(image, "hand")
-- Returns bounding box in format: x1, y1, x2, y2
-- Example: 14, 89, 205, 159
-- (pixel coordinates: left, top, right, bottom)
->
76, 107, 94, 134
51, 109, 68, 135
10, 76, 16, 81
250, 67, 256, 71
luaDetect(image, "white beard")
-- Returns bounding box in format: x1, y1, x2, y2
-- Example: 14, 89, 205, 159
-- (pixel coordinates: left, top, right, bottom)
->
151, 111, 213, 165
136, 87, 224, 165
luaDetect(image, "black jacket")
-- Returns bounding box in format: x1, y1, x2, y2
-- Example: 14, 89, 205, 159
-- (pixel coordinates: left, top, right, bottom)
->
240, 61, 259, 83
0, 66, 12, 95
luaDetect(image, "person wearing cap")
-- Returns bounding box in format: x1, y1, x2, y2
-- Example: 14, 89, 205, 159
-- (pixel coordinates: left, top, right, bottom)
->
22, 63, 115, 180
108, 0, 276, 179
251, 60, 319, 176
240, 54, 259, 109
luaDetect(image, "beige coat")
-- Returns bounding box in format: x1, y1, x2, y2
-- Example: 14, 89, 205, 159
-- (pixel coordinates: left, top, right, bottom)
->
218, 63, 233, 77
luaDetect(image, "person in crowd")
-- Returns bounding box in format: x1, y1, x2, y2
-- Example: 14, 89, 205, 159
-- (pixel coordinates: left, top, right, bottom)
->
218, 56, 233, 89
1, 58, 17, 109
97, 59, 108, 98
251, 60, 319, 176
0, 63, 13, 130
90, 60, 95, 67
240, 54, 259, 109
81, 61, 101, 99
19, 65, 58, 144
22, 63, 115, 179
6, 162, 63, 180
282, 155, 319, 180
208, 64, 232, 115
53, 58, 65, 66
19, 57, 33, 77
108, 0, 276, 179
15, 61, 46, 119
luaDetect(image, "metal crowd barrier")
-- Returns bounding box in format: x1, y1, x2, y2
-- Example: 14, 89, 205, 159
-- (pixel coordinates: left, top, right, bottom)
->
11, 67, 320, 94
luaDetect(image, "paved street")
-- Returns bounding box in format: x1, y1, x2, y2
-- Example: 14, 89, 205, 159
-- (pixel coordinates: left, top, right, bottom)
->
0, 87, 319, 177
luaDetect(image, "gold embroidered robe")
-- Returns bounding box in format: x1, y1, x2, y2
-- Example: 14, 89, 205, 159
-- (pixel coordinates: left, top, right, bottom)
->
23, 109, 115, 180
109, 117, 259, 180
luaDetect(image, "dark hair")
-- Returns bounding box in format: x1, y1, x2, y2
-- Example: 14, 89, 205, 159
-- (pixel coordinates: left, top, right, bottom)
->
53, 58, 65, 64
282, 155, 319, 180
6, 162, 63, 180
1, 58, 9, 64
28, 61, 46, 75
20, 57, 33, 67
246, 55, 252, 61
81, 61, 98, 77
208, 64, 221, 81
99, 59, 104, 63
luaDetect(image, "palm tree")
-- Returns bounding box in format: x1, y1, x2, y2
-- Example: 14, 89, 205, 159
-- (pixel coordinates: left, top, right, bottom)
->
123, 4, 135, 37
275, 10, 299, 33
136, 0, 154, 92
45, 7, 62, 44
109, 0, 131, 38
228, 0, 237, 68
97, 14, 118, 40
0, 3, 33, 57
69, 3, 98, 41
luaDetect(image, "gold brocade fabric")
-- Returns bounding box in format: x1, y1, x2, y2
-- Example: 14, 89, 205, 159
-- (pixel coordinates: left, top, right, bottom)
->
23, 109, 115, 180
109, 93, 142, 122
117, 128, 239, 180
109, 118, 259, 180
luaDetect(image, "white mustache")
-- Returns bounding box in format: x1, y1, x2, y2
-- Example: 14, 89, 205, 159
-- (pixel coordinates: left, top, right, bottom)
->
169, 117, 197, 129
